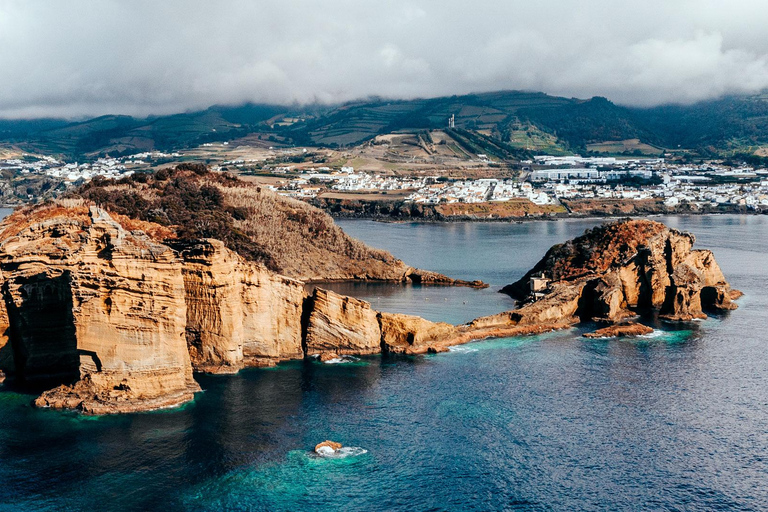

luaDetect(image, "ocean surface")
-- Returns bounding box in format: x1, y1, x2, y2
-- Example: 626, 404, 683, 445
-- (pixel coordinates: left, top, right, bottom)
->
2, 213, 768, 511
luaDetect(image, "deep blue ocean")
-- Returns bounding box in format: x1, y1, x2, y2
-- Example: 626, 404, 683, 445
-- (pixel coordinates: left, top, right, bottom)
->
2, 213, 768, 511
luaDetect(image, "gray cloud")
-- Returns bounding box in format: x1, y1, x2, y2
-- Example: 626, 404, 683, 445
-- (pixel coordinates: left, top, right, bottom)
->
1, 0, 768, 118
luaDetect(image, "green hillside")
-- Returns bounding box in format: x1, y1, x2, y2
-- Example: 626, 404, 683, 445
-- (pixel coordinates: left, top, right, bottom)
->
4, 90, 768, 159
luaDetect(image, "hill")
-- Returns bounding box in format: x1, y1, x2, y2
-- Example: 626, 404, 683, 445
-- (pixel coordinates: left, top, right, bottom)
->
72, 164, 482, 286
5, 90, 768, 158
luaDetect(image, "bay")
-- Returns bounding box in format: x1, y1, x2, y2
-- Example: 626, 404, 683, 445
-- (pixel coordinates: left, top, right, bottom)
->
1, 214, 767, 511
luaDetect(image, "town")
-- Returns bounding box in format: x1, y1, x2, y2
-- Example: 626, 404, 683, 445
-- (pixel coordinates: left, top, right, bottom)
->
2, 150, 768, 211
263, 156, 768, 210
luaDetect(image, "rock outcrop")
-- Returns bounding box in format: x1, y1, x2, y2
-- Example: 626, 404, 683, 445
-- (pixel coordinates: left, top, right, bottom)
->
304, 288, 382, 356
0, 206, 739, 415
379, 312, 458, 355
315, 440, 343, 455
172, 239, 305, 372
0, 202, 479, 413
583, 322, 654, 339
0, 204, 199, 413
501, 219, 739, 323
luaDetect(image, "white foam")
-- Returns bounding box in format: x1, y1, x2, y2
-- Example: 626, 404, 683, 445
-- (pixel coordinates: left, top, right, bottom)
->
448, 345, 478, 353
314, 446, 368, 459
323, 355, 360, 364
638, 329, 665, 339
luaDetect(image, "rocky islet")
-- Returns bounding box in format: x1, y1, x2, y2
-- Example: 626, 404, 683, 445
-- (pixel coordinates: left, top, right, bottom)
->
0, 173, 740, 414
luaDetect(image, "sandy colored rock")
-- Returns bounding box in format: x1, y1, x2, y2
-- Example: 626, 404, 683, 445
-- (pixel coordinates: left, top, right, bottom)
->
583, 322, 654, 338
305, 288, 382, 356
502, 219, 740, 323
0, 205, 199, 413
315, 441, 343, 453
318, 352, 339, 362
0, 203, 741, 415
379, 312, 458, 354
469, 282, 585, 332
174, 239, 305, 371
0, 277, 11, 380
660, 263, 706, 321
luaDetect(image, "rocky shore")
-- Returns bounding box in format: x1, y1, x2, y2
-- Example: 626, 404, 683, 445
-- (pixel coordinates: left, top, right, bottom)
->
309, 195, 764, 223
0, 169, 740, 414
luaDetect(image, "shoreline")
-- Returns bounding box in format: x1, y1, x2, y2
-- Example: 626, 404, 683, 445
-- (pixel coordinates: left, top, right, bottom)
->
309, 195, 767, 224
331, 209, 768, 225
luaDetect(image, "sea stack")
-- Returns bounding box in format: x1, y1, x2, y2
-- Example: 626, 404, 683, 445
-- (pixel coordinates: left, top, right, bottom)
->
0, 170, 740, 414
500, 219, 740, 323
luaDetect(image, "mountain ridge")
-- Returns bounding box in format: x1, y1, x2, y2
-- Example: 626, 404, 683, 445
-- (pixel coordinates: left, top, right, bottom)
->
4, 90, 768, 159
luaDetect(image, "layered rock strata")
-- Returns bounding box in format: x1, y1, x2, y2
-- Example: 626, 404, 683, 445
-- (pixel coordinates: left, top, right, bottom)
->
501, 219, 740, 323
171, 239, 305, 372
0, 205, 488, 413
0, 206, 199, 414
0, 210, 739, 415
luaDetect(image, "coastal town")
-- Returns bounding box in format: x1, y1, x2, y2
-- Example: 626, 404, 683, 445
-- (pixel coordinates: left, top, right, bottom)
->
2, 150, 768, 212
261, 155, 768, 211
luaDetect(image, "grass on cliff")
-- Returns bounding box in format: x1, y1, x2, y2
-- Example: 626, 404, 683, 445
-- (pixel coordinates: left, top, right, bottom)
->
0, 198, 92, 239
74, 164, 404, 280
537, 219, 668, 280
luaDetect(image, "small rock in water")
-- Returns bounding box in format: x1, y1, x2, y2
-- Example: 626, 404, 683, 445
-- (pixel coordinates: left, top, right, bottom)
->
315, 440, 342, 455
583, 322, 654, 338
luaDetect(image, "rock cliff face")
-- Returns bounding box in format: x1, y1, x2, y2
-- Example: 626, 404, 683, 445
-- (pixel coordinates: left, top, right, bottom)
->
501, 219, 739, 323
0, 204, 198, 414
0, 208, 739, 415
304, 288, 382, 356
0, 202, 480, 413
172, 239, 305, 372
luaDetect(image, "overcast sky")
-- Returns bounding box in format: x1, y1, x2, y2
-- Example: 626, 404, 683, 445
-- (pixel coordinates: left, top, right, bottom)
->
1, 0, 767, 118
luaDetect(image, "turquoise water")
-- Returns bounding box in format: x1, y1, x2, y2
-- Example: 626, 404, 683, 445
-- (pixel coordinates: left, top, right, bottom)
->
2, 215, 768, 510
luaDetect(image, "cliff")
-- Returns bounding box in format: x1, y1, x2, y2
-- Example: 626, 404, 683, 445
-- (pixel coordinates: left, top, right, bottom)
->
0, 202, 199, 414
0, 196, 484, 413
501, 219, 740, 323
0, 204, 739, 414
170, 239, 306, 372
75, 165, 485, 287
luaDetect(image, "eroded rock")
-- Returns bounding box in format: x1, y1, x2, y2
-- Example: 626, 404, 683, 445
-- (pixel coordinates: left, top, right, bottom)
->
315, 440, 343, 455
502, 219, 740, 323
583, 322, 654, 339
0, 205, 199, 413
379, 312, 458, 355
0, 207, 739, 416
305, 288, 381, 356
173, 239, 305, 371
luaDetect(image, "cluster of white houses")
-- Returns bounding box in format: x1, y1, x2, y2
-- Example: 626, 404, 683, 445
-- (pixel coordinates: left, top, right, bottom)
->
1, 156, 135, 182
270, 158, 768, 209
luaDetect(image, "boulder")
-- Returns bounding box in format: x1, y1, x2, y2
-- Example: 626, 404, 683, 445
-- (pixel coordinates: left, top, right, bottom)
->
315, 440, 343, 455
583, 322, 654, 338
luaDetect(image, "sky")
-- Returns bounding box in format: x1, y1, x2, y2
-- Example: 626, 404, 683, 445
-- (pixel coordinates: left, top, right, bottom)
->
1, 0, 768, 118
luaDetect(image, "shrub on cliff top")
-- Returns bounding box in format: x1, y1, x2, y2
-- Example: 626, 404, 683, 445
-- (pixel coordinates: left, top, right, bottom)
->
72, 165, 400, 280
